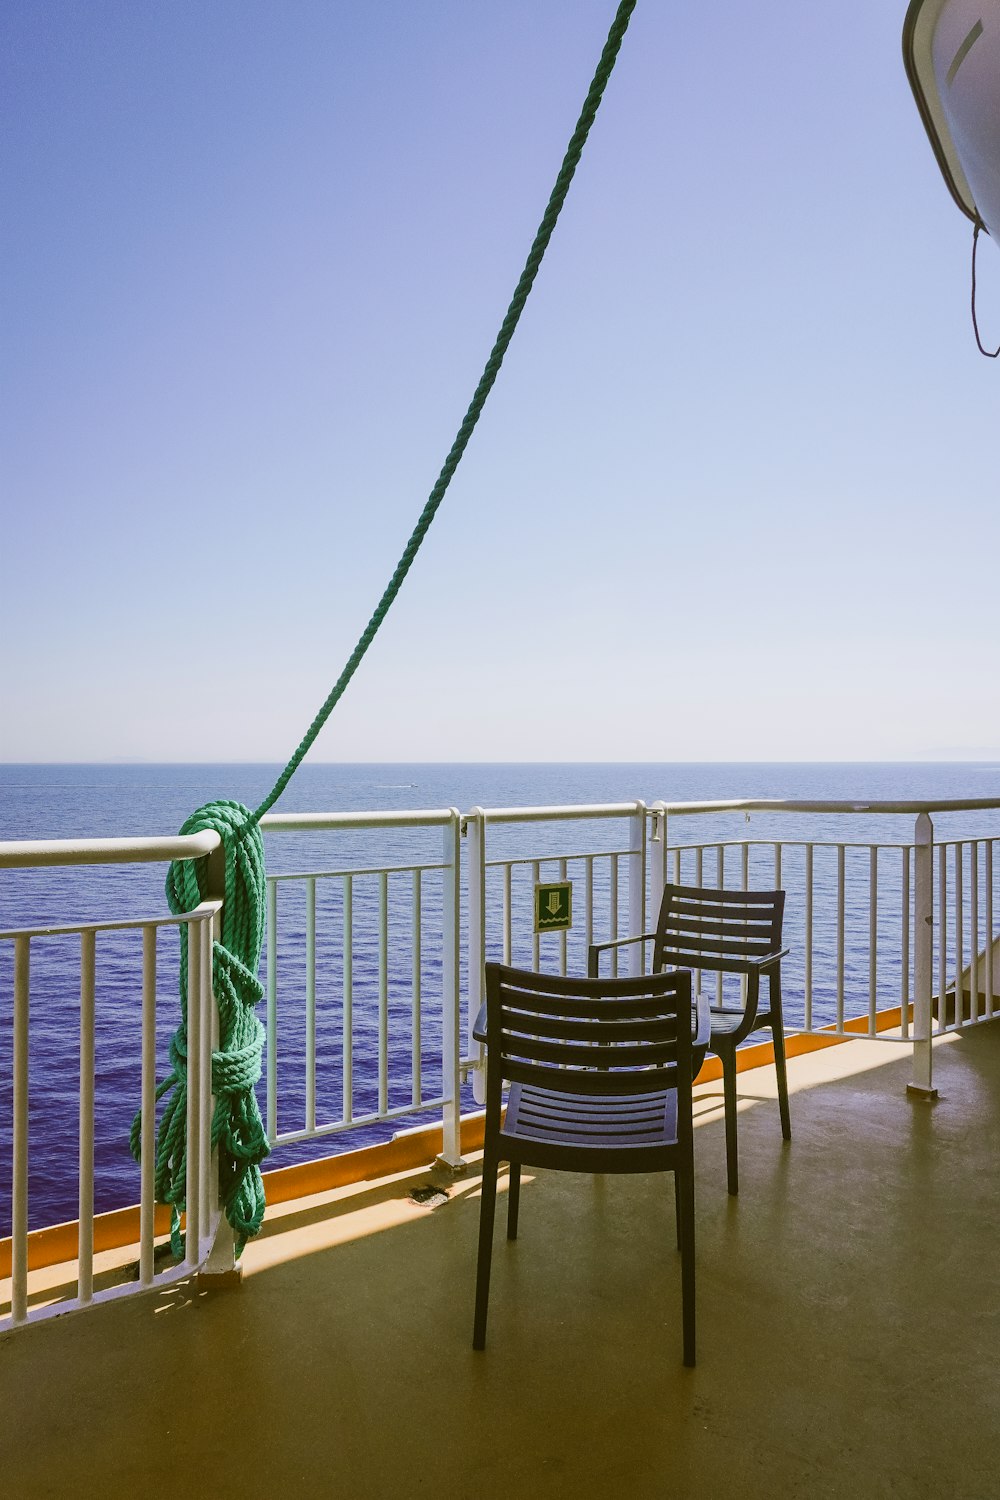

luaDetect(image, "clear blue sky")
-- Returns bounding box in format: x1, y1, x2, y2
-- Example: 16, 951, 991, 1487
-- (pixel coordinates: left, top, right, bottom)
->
3, 1, 998, 763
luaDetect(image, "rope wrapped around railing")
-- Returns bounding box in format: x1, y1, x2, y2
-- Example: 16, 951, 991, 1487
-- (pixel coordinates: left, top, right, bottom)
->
130, 800, 268, 1258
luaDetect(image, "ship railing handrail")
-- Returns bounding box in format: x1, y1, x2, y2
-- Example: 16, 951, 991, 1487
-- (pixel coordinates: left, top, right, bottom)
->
0, 830, 222, 869
651, 796, 1000, 816
0, 900, 222, 943
261, 809, 459, 831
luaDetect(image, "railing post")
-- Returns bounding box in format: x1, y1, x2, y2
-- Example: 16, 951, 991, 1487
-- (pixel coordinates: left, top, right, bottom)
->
628, 801, 647, 976
465, 809, 487, 1107
908, 811, 939, 1099
649, 801, 667, 927
200, 842, 239, 1281
437, 809, 465, 1168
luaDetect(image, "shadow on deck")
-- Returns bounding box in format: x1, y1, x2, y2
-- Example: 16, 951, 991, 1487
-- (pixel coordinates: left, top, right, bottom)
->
4, 1026, 1000, 1499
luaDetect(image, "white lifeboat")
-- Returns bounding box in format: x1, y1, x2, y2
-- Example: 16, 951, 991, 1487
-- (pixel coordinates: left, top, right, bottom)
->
903, 0, 1000, 240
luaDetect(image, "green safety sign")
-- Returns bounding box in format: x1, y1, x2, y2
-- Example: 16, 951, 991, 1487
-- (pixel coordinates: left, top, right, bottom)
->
534, 881, 573, 933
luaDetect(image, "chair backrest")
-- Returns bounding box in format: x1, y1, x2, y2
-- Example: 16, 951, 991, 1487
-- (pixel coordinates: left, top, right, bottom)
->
483, 963, 694, 1103
653, 883, 785, 976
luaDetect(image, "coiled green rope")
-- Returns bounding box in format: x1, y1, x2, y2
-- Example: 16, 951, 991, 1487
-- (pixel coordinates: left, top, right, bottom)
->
134, 0, 637, 1259
131, 801, 268, 1256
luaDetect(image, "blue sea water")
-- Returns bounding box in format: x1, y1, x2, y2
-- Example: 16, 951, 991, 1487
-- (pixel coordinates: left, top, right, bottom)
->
3, 760, 1000, 1237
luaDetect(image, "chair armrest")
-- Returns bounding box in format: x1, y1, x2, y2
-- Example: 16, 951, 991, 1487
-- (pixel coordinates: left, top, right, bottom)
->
693, 992, 711, 1051
472, 1001, 487, 1045
749, 947, 789, 972
587, 931, 657, 977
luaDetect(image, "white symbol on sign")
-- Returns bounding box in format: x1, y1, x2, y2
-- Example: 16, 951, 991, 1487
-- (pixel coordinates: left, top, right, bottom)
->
546, 892, 562, 915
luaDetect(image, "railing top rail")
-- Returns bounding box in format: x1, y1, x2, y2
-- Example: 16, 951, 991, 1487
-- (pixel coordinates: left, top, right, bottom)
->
269, 860, 451, 883
651, 797, 1000, 817
5, 795, 999, 872
472, 802, 644, 824
261, 809, 459, 832
0, 898, 222, 942
668, 837, 915, 852
0, 830, 222, 870
485, 848, 631, 868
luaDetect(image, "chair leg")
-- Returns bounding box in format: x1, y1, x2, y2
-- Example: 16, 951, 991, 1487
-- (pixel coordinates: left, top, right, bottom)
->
507, 1165, 521, 1241
771, 983, 792, 1141
721, 1051, 739, 1196
674, 1168, 681, 1251
473, 1153, 499, 1350
678, 1161, 696, 1368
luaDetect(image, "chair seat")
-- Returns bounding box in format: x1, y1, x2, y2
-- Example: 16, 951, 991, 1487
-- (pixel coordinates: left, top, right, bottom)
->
708, 1005, 773, 1040
503, 1083, 677, 1150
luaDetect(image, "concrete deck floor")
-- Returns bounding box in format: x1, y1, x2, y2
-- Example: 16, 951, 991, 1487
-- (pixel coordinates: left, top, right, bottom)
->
3, 1025, 1000, 1500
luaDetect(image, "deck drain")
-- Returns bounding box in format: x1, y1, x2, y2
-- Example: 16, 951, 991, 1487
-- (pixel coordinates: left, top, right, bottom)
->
408, 1184, 449, 1209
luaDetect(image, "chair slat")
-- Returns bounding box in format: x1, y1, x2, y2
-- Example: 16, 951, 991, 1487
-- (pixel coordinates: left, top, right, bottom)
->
500, 1006, 678, 1045
658, 933, 775, 960
664, 911, 775, 939
502, 1033, 679, 1070
503, 1058, 678, 1094
667, 884, 780, 906
498, 989, 685, 1021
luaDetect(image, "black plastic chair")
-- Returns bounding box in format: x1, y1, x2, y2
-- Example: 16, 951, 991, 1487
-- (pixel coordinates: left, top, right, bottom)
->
472, 962, 709, 1367
589, 884, 789, 1196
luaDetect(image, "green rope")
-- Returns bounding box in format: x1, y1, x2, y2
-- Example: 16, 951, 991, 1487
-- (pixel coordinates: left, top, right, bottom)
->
135, 0, 636, 1259
131, 801, 269, 1257
251, 0, 637, 827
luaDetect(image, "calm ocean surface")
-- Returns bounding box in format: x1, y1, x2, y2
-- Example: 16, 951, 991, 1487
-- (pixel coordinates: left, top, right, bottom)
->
4, 761, 1000, 1236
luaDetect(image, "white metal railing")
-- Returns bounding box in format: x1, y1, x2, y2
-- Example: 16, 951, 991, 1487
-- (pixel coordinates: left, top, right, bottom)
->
650, 799, 1000, 1095
0, 889, 226, 1331
5, 793, 1000, 1330
260, 809, 463, 1165
463, 803, 646, 1105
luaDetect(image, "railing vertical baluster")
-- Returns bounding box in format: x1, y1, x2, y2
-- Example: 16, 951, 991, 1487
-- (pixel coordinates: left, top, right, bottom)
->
900, 847, 910, 1040
954, 843, 964, 1027
532, 860, 541, 971
559, 857, 569, 975
378, 873, 389, 1116
139, 925, 157, 1287
911, 813, 936, 1095
465, 811, 486, 1108
343, 875, 353, 1123
774, 843, 781, 889
585, 854, 594, 962
716, 846, 725, 1005
741, 842, 749, 890
987, 841, 995, 1018
266, 880, 278, 1142
12, 935, 30, 1326
805, 844, 814, 1030
439, 811, 463, 1167
690, 840, 704, 998
868, 847, 878, 1036
198, 911, 212, 1244
938, 843, 947, 1030
610, 854, 619, 978
672, 846, 681, 885
185, 918, 202, 1269
649, 804, 666, 929
306, 877, 316, 1133
836, 845, 845, 1031
78, 930, 96, 1305
411, 868, 422, 1106
970, 842, 980, 1023
502, 861, 512, 966
628, 803, 646, 978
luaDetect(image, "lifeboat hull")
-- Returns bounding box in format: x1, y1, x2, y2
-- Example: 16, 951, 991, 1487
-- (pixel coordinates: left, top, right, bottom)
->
904, 0, 1000, 240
